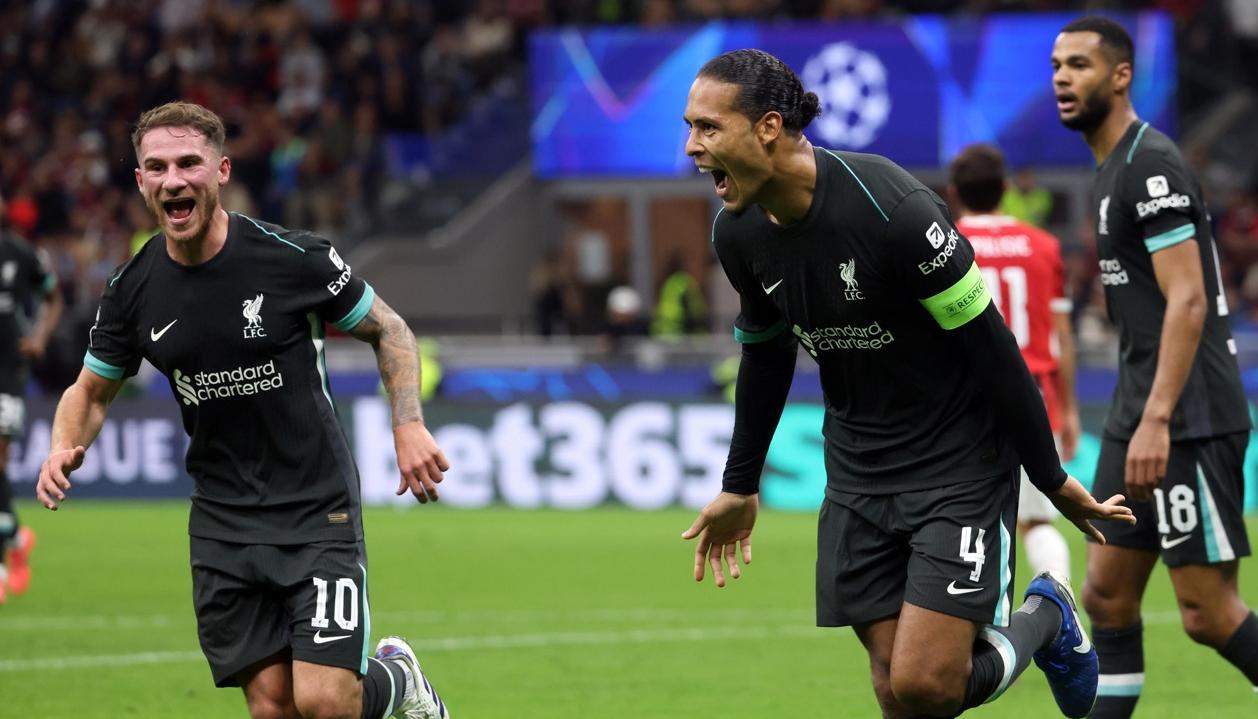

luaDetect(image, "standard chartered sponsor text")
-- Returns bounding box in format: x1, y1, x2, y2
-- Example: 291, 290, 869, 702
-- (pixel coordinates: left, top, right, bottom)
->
793, 321, 895, 353
1098, 258, 1129, 286
173, 360, 285, 405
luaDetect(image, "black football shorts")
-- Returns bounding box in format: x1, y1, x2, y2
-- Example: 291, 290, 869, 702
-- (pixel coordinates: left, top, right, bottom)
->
817, 472, 1020, 628
190, 537, 373, 687
1091, 432, 1251, 567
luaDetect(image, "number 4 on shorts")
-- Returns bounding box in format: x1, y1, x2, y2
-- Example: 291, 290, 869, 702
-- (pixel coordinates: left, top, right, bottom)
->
960, 526, 986, 582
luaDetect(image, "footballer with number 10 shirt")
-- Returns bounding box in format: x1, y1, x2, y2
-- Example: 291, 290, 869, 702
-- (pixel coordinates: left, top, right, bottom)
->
36, 103, 449, 719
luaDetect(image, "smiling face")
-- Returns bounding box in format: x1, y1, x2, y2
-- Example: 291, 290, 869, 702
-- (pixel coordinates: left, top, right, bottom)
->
683, 77, 776, 213
134, 126, 230, 245
1051, 31, 1128, 133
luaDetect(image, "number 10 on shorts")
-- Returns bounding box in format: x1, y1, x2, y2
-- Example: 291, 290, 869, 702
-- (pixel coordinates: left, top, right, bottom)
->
960, 526, 986, 582
311, 577, 360, 631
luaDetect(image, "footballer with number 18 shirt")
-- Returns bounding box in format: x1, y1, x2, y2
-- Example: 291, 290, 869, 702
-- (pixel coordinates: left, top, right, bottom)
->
1054, 17, 1258, 718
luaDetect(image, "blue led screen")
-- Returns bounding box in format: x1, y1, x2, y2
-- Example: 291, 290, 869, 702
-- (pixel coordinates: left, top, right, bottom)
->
529, 12, 1176, 176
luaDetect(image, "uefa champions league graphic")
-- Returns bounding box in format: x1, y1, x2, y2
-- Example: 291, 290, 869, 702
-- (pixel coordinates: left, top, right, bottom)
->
802, 42, 891, 150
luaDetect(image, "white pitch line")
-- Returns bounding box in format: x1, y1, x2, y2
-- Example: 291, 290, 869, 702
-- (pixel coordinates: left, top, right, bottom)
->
0, 607, 814, 633
0, 607, 1188, 634
0, 625, 828, 672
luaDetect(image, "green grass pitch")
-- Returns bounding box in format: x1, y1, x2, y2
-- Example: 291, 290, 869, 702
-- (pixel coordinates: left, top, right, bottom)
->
1, 501, 1255, 718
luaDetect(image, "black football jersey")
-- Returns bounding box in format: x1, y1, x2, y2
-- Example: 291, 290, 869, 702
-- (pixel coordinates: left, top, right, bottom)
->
86, 213, 375, 544
714, 147, 1016, 498
1092, 121, 1249, 441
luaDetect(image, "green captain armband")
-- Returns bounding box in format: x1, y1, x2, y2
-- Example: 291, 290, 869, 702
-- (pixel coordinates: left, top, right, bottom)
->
919, 262, 991, 330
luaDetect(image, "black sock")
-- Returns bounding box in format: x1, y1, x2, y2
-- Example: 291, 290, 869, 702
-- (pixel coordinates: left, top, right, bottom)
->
1219, 612, 1258, 689
361, 656, 407, 719
0, 470, 16, 557
962, 594, 1063, 708
1091, 622, 1143, 718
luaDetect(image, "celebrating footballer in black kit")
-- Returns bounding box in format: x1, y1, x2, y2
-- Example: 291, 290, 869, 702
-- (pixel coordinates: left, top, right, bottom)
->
0, 191, 62, 606
1053, 17, 1258, 718
36, 103, 449, 719
680, 50, 1134, 719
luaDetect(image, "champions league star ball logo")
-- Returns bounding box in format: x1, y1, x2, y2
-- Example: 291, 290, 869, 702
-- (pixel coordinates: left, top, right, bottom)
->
802, 43, 891, 150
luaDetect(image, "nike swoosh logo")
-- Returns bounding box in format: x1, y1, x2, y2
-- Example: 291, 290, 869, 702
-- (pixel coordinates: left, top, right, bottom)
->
313, 631, 351, 645
946, 581, 983, 595
1073, 633, 1093, 654
1161, 534, 1192, 550
762, 279, 783, 294
150, 320, 178, 342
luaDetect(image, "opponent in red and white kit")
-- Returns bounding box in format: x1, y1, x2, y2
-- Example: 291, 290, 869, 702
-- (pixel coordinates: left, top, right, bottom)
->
950, 144, 1080, 580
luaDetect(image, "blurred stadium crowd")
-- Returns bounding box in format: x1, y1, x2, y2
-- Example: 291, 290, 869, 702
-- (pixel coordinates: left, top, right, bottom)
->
2, 0, 1258, 389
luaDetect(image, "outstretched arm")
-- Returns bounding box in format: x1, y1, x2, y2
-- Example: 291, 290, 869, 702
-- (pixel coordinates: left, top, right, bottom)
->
346, 295, 448, 503
683, 330, 796, 587
37, 368, 124, 510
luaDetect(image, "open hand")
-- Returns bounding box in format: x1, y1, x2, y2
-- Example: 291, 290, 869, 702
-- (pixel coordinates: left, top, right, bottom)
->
393, 420, 449, 504
36, 446, 86, 510
682, 492, 757, 587
1048, 474, 1136, 543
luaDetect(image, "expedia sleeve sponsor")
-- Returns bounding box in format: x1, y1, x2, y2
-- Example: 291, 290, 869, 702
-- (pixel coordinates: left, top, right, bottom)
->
886, 190, 979, 299
303, 235, 373, 330
1125, 151, 1200, 246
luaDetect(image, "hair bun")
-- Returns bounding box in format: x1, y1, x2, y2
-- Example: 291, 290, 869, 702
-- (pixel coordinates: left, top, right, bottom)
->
799, 91, 822, 124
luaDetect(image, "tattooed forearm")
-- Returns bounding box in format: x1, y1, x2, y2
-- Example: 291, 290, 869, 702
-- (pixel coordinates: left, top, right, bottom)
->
349, 296, 423, 427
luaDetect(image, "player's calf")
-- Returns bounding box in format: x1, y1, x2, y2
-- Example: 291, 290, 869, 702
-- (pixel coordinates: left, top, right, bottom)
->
889, 669, 966, 717
245, 696, 301, 719
292, 662, 364, 719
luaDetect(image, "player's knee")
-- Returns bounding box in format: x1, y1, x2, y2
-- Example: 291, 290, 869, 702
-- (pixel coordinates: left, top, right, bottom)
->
1081, 579, 1139, 627
293, 684, 359, 719
1179, 601, 1230, 648
245, 696, 300, 719
889, 669, 963, 716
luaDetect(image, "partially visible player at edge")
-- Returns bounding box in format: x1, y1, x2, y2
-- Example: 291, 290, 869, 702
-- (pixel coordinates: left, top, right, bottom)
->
0, 190, 62, 605
949, 144, 1079, 581
1053, 16, 1258, 717
34, 102, 449, 719
680, 49, 1134, 719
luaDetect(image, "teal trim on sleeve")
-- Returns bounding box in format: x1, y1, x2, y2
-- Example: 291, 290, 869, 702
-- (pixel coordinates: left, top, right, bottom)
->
1143, 223, 1195, 253
333, 282, 375, 331
83, 351, 125, 380
237, 213, 306, 253
40, 273, 57, 295
823, 149, 889, 222
1125, 122, 1150, 164
733, 318, 787, 344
